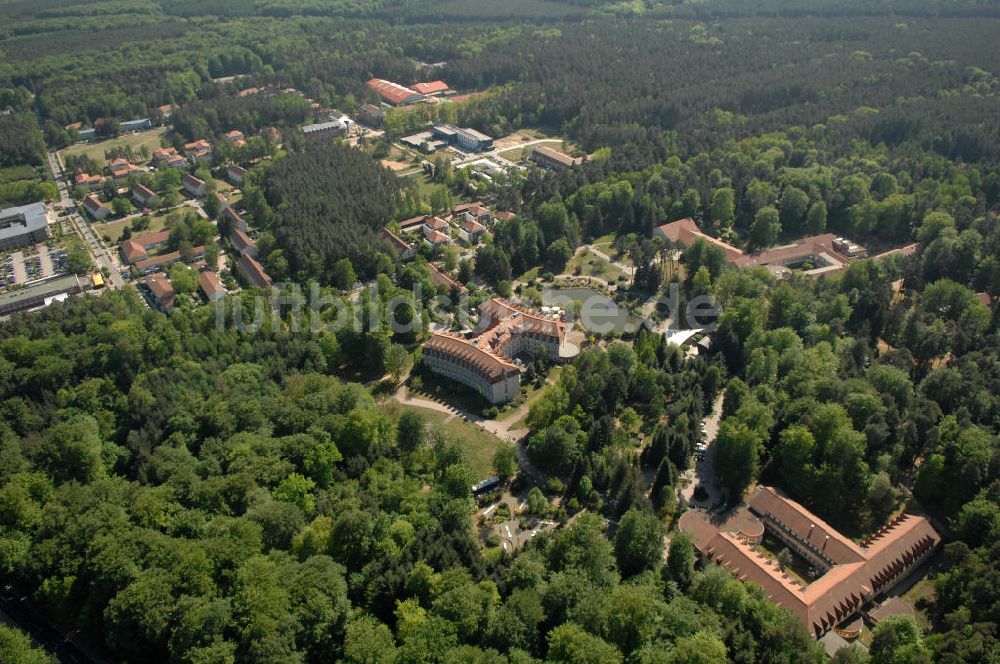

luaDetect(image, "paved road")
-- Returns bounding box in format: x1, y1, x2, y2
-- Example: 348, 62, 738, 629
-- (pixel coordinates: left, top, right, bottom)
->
45, 150, 124, 289
681, 393, 725, 509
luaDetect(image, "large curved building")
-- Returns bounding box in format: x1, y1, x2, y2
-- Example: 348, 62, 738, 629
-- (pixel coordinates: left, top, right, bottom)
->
422, 298, 576, 403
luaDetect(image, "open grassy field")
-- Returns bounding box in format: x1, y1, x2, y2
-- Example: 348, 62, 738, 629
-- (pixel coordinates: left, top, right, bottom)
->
59, 127, 167, 167
565, 248, 624, 281
391, 404, 505, 478
98, 209, 174, 244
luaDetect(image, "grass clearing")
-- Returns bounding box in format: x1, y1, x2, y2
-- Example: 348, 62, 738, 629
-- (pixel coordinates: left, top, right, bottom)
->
565, 248, 624, 281
59, 127, 167, 167
393, 404, 505, 478
99, 209, 176, 244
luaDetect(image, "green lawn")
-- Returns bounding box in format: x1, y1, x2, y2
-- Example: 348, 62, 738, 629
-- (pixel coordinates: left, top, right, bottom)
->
59, 127, 167, 167
393, 404, 506, 478
565, 248, 624, 281
99, 209, 174, 244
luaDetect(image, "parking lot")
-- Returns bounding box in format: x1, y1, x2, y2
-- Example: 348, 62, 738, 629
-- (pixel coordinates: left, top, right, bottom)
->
2, 244, 69, 289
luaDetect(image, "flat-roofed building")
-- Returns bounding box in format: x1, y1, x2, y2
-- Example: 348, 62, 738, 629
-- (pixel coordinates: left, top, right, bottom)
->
0, 274, 81, 316
0, 202, 50, 250
302, 119, 348, 141
432, 124, 493, 152
678, 486, 940, 639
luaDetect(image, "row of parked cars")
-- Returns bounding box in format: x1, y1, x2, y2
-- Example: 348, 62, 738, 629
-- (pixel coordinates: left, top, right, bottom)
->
695, 420, 709, 461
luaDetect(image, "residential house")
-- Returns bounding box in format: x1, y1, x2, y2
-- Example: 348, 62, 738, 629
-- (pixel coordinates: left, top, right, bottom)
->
74, 173, 104, 191
225, 130, 246, 147
229, 228, 258, 257
153, 147, 177, 164
109, 158, 141, 180
183, 140, 213, 164
428, 263, 466, 293
367, 78, 424, 106
358, 103, 386, 128
182, 173, 206, 198
227, 165, 248, 185
223, 207, 249, 233
199, 269, 226, 302
463, 204, 492, 225
214, 192, 230, 212
238, 253, 272, 289
0, 202, 50, 250
134, 245, 205, 276
380, 228, 416, 259
458, 218, 486, 244
83, 194, 110, 221
120, 230, 170, 264
423, 229, 450, 248
145, 274, 175, 312
422, 216, 449, 239
132, 183, 160, 209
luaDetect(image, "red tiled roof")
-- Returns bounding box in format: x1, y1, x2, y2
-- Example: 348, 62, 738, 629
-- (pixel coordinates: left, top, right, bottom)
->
532, 145, 582, 168
412, 80, 449, 95
199, 269, 225, 299
83, 194, 109, 213
424, 229, 450, 244
367, 78, 423, 105
238, 253, 271, 289
424, 333, 520, 383
146, 274, 175, 310
230, 228, 256, 254
428, 264, 466, 292
74, 173, 102, 186
380, 228, 412, 254
655, 218, 745, 264
462, 218, 486, 234
679, 486, 940, 638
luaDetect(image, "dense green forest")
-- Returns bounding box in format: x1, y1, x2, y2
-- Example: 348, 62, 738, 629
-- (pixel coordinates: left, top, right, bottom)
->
0, 292, 826, 663
2, 0, 1000, 661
